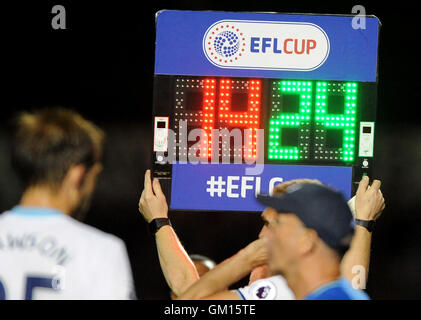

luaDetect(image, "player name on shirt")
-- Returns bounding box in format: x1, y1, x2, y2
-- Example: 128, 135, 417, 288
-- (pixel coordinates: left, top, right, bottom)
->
0, 233, 71, 266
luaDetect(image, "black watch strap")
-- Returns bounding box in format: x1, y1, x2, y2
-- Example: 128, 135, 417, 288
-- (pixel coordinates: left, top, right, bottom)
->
355, 219, 376, 233
149, 218, 171, 235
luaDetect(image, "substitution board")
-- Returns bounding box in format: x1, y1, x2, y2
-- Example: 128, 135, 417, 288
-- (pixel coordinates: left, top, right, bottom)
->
151, 10, 380, 212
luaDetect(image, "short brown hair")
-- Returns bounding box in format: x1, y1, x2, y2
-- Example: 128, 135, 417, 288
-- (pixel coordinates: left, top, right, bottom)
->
11, 107, 105, 189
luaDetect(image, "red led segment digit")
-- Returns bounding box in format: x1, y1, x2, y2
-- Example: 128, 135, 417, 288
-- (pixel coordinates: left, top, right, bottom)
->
174, 77, 261, 161
217, 78, 261, 160
202, 78, 216, 158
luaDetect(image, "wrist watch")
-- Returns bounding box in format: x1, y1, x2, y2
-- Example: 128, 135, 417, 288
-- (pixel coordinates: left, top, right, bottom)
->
354, 219, 376, 233
149, 218, 171, 235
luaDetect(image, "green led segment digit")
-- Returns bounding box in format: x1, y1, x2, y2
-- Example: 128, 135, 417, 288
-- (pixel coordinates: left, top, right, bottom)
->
268, 80, 312, 161
314, 82, 357, 162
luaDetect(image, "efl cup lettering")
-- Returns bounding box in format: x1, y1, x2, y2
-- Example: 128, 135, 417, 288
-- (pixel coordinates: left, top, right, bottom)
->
251, 37, 317, 55
283, 39, 317, 54
250, 37, 283, 53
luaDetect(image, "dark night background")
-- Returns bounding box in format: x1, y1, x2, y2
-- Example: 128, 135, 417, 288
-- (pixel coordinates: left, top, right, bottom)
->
1, 1, 420, 299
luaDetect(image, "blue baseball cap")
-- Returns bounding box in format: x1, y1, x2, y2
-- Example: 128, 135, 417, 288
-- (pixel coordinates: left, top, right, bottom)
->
256, 183, 355, 255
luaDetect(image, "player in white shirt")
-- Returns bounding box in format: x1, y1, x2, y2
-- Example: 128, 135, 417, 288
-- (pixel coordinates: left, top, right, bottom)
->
0, 108, 135, 300
0, 206, 134, 299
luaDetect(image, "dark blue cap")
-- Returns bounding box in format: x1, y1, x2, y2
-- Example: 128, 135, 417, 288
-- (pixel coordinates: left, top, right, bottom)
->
256, 183, 355, 255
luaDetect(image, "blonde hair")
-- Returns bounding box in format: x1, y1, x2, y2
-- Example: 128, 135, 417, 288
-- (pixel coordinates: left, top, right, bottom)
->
272, 178, 323, 195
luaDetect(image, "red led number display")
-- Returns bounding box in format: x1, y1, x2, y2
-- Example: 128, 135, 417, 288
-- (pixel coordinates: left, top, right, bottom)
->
217, 79, 260, 160
174, 77, 261, 160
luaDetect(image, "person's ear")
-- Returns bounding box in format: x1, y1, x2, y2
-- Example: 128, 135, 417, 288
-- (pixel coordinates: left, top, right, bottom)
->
81, 162, 103, 194
298, 228, 318, 255
63, 164, 87, 190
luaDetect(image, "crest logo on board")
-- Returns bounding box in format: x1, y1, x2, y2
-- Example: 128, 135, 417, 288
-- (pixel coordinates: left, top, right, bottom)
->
205, 24, 246, 64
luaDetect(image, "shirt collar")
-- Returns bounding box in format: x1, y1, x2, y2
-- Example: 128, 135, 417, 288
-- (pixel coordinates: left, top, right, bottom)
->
303, 278, 345, 299
10, 205, 65, 217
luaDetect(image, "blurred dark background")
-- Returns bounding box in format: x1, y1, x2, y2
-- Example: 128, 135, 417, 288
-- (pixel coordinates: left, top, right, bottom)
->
1, 0, 420, 299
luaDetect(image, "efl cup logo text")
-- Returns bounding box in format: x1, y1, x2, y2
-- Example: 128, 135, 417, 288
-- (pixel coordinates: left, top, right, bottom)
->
250, 38, 317, 55
204, 20, 330, 71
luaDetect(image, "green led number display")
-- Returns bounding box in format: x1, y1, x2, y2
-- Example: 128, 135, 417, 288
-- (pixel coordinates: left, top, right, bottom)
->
268, 80, 358, 162
314, 82, 357, 161
268, 81, 312, 160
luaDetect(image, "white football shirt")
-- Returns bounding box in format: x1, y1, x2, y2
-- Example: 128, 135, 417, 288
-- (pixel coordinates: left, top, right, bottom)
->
0, 206, 135, 300
236, 275, 295, 300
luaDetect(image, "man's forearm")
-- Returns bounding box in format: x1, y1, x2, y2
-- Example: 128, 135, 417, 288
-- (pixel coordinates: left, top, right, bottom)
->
341, 225, 372, 289
177, 249, 255, 300
155, 225, 199, 297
